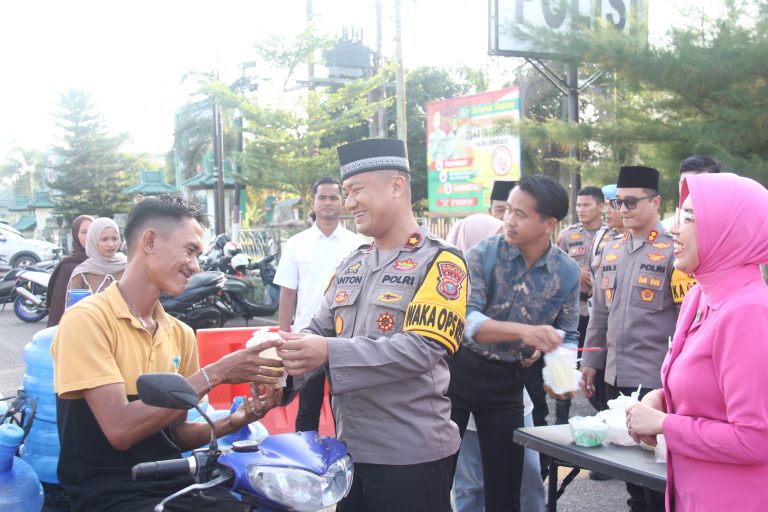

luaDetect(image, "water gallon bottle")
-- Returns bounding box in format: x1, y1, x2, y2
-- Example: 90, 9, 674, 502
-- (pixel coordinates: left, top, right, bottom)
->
0, 423, 44, 512
19, 326, 61, 483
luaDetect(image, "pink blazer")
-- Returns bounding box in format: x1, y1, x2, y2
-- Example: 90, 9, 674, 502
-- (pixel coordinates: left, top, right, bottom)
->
661, 269, 768, 511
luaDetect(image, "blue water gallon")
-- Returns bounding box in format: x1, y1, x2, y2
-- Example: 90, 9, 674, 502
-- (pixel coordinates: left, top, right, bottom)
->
19, 326, 60, 484
0, 423, 44, 511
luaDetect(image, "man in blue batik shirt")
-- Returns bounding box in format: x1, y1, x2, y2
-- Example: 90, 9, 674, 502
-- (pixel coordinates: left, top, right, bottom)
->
448, 174, 580, 512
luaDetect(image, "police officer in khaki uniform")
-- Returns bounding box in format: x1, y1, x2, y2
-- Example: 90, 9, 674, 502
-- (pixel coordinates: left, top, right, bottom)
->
554, 186, 605, 423
277, 139, 467, 512
581, 166, 690, 512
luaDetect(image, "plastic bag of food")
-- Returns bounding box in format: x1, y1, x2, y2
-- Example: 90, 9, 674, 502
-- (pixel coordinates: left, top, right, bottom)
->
543, 347, 579, 394
569, 416, 608, 447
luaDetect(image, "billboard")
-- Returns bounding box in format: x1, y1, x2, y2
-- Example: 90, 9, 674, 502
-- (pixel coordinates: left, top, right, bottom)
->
427, 88, 521, 216
489, 0, 648, 58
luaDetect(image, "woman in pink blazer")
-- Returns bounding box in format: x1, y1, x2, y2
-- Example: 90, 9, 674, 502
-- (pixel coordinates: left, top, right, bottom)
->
626, 172, 768, 511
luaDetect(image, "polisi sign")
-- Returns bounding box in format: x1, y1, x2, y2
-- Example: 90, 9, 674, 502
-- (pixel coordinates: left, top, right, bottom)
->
489, 0, 648, 58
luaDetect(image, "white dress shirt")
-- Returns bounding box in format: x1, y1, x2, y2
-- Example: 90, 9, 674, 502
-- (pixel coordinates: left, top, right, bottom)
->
274, 223, 363, 331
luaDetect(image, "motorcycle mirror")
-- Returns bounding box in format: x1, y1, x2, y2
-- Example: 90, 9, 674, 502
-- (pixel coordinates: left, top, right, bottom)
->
137, 373, 199, 410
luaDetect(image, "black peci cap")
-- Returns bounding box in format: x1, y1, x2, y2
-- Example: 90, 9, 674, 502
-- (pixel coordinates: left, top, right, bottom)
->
490, 180, 516, 202
337, 139, 410, 180
617, 166, 660, 191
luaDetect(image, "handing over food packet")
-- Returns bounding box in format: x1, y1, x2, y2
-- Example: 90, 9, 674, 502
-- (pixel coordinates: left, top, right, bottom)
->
246, 326, 287, 387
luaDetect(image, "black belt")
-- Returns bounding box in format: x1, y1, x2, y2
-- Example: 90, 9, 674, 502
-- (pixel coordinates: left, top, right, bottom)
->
580, 291, 590, 301
452, 346, 522, 376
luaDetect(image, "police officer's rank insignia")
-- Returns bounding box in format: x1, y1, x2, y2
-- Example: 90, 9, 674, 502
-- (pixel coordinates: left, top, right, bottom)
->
436, 262, 466, 300
652, 242, 671, 249
605, 253, 619, 262
344, 261, 363, 274
334, 291, 349, 304
569, 233, 582, 240
404, 232, 421, 248
335, 315, 343, 335
377, 291, 402, 303
640, 289, 655, 302
646, 230, 658, 242
647, 252, 667, 262
377, 312, 395, 333
393, 258, 417, 271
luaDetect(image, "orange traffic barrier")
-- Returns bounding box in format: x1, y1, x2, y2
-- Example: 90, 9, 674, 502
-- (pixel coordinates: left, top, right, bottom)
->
196, 326, 335, 437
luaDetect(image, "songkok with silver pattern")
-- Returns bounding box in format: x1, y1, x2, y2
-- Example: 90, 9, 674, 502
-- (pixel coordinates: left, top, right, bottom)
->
337, 138, 410, 180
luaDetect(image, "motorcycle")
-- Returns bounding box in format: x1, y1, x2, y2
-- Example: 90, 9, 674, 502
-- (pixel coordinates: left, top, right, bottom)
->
13, 261, 57, 323
221, 253, 280, 324
160, 271, 232, 331
133, 372, 353, 512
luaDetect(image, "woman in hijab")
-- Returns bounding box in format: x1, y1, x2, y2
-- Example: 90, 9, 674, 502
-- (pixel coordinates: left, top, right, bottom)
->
46, 215, 93, 327
68, 217, 127, 295
626, 173, 768, 510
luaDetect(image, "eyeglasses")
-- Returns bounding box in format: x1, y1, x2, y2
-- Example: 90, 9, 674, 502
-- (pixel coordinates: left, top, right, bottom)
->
609, 194, 657, 211
674, 207, 695, 226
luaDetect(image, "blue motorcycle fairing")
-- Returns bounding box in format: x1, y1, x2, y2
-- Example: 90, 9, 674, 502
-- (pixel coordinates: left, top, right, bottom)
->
218, 431, 350, 496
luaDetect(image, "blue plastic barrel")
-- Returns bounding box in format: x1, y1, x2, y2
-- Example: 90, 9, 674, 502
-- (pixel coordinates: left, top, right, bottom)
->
19, 327, 60, 484
0, 423, 44, 511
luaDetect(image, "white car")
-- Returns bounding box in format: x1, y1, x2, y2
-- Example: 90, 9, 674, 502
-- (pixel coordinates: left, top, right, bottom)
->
0, 222, 62, 268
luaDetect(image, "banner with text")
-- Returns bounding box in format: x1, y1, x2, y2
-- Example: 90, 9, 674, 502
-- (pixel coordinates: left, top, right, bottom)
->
426, 88, 521, 216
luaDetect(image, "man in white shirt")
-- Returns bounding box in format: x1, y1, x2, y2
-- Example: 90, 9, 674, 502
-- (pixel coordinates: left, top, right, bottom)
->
274, 176, 363, 431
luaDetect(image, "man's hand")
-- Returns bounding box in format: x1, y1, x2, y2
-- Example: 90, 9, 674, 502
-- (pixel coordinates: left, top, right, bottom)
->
229, 382, 284, 430
520, 349, 541, 368
277, 330, 328, 376
520, 325, 563, 352
543, 383, 576, 401
209, 338, 285, 386
580, 266, 591, 290
580, 366, 597, 398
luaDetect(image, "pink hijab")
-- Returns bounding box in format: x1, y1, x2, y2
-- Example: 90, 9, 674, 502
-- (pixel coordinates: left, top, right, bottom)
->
446, 213, 503, 253
681, 173, 768, 280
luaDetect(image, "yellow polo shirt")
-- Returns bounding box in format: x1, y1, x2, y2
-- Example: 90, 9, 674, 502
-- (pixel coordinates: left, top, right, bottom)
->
52, 282, 199, 399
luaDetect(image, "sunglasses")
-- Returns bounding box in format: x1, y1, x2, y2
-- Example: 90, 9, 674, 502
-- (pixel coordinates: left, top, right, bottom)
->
609, 194, 657, 211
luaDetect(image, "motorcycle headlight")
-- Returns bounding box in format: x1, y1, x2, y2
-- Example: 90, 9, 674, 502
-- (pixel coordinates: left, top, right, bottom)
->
247, 455, 353, 511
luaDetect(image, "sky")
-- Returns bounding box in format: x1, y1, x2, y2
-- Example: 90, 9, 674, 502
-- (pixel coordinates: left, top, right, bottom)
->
0, 0, 712, 160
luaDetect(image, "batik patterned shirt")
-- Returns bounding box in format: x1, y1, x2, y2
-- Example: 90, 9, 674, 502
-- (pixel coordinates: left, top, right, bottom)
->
464, 234, 580, 363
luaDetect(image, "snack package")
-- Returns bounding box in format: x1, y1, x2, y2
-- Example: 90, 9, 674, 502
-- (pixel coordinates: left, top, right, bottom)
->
569, 415, 608, 447
655, 434, 667, 463
543, 347, 579, 394
246, 327, 287, 387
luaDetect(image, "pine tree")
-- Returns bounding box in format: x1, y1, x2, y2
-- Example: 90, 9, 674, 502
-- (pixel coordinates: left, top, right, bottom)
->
49, 89, 134, 221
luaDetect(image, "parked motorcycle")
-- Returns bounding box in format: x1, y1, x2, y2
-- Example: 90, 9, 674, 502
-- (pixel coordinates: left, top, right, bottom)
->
133, 373, 353, 511
13, 261, 57, 323
160, 271, 231, 331
221, 253, 280, 324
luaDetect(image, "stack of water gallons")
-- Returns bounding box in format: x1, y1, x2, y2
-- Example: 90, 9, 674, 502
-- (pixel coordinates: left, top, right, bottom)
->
0, 421, 44, 510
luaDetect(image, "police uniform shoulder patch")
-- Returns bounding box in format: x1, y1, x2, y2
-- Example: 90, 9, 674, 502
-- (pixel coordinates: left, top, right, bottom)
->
403, 250, 467, 354
671, 269, 697, 305
324, 272, 336, 294
404, 232, 421, 248
335, 315, 344, 335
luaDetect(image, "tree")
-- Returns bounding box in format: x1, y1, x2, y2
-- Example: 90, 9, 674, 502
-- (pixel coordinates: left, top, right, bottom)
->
510, 0, 768, 207
48, 89, 134, 220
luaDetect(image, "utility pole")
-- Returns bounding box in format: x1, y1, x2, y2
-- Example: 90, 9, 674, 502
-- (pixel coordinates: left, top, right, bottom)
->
232, 113, 244, 242
372, 0, 386, 138
567, 63, 580, 221
394, 0, 407, 142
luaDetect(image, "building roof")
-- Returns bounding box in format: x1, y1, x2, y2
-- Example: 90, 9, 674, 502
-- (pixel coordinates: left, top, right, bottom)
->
8, 195, 30, 212
13, 214, 36, 231
123, 169, 178, 195
27, 191, 57, 208
183, 157, 236, 190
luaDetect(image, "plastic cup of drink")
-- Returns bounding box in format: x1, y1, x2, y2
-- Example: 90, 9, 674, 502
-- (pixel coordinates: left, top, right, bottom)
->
544, 347, 578, 394
246, 327, 286, 387
65, 289, 91, 309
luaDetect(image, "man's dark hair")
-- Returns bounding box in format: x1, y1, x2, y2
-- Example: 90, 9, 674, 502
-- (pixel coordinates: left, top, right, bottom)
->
679, 155, 721, 174
124, 193, 209, 253
312, 176, 342, 197
577, 186, 604, 204
517, 174, 569, 221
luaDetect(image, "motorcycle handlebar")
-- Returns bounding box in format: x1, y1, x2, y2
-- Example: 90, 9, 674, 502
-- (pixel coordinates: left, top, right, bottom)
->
132, 457, 195, 481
